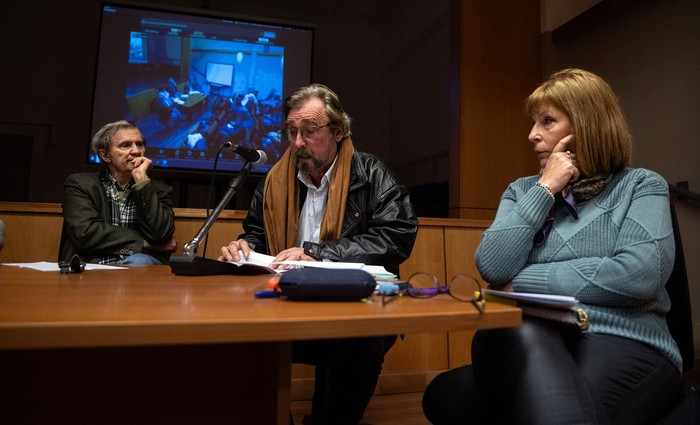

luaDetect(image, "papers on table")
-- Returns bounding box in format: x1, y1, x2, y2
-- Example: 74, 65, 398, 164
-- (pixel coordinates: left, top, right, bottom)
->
228, 251, 397, 280
227, 251, 278, 274
276, 261, 396, 280
354, 265, 397, 281
2, 262, 126, 272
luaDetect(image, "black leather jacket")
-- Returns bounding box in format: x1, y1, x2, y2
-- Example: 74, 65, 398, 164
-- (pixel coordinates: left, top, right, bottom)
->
239, 151, 418, 274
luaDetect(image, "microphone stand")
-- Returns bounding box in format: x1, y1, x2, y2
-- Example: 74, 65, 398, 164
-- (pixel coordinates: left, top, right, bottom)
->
169, 161, 253, 275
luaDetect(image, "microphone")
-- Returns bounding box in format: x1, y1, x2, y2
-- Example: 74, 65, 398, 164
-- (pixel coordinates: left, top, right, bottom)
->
224, 142, 267, 166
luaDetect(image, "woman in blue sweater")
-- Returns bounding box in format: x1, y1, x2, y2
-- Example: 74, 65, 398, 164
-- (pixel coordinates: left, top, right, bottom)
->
423, 69, 681, 424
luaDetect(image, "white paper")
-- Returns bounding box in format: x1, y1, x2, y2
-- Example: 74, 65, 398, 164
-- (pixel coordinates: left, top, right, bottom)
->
230, 251, 277, 267
222, 251, 279, 273
483, 288, 578, 308
358, 265, 397, 280
229, 251, 396, 279
275, 260, 364, 269
2, 261, 126, 272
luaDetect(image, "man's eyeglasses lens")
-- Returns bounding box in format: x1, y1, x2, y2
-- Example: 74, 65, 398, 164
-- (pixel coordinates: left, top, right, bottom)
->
285, 124, 329, 140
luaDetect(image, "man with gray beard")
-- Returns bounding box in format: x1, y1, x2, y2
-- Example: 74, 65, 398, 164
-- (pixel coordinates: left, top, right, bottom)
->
219, 83, 418, 425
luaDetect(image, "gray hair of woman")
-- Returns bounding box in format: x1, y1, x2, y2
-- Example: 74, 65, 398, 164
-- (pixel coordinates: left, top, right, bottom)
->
91, 120, 144, 153
284, 83, 353, 139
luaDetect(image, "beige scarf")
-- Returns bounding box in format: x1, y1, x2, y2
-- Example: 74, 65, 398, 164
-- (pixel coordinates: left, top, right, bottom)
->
262, 138, 355, 255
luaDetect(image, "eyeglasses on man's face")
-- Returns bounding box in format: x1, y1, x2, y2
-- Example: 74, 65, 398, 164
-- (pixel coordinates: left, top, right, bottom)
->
379, 272, 485, 313
284, 123, 330, 140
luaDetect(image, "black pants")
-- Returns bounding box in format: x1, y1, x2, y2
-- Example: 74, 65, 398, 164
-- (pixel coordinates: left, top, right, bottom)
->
423, 317, 680, 425
293, 335, 396, 425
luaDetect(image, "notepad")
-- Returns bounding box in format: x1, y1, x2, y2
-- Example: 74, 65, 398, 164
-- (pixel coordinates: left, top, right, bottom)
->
483, 288, 578, 308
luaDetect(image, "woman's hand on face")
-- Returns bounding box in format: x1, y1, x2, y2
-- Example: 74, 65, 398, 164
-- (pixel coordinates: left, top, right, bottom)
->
538, 134, 580, 193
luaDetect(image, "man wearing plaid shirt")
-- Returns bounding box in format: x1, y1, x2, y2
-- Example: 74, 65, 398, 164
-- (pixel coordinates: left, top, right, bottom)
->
60, 120, 176, 265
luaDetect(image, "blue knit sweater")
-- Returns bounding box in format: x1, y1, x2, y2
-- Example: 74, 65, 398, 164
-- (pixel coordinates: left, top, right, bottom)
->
475, 168, 681, 371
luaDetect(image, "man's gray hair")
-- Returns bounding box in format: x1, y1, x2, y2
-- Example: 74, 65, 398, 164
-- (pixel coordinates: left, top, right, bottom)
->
91, 120, 142, 153
284, 84, 352, 139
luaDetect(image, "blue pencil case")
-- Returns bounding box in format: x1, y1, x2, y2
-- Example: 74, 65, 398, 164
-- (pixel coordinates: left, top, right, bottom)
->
277, 268, 376, 301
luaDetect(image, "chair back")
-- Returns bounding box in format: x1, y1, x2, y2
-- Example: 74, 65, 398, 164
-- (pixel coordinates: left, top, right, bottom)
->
665, 199, 694, 372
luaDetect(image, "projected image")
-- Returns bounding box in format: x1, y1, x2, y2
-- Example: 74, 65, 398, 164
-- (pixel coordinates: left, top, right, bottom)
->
129, 32, 147, 64
90, 4, 313, 174
140, 37, 285, 163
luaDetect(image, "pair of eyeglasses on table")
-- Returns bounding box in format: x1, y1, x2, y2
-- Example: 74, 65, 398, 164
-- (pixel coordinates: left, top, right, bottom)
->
376, 272, 485, 313
58, 255, 86, 274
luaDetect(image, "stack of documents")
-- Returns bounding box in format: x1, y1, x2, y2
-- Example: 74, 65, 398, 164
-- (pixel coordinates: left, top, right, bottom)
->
230, 251, 397, 280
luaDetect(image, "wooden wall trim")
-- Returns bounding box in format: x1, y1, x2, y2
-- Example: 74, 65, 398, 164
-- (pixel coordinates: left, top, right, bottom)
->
0, 202, 492, 228
0, 202, 63, 214
173, 207, 249, 220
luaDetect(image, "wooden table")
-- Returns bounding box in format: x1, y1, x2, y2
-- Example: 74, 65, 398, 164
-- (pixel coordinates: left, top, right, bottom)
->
0, 265, 520, 424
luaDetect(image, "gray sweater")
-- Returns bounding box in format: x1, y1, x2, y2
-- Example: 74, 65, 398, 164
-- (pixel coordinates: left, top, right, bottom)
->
476, 168, 681, 371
